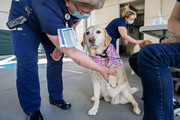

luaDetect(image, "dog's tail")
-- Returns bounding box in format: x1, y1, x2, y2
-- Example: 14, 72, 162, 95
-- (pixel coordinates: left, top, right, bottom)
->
130, 87, 139, 94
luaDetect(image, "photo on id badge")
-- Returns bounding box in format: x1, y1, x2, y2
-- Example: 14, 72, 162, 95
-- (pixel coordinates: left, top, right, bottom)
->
57, 28, 78, 48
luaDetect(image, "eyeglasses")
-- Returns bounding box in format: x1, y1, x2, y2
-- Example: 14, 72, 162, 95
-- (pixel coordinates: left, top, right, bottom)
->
71, 2, 91, 15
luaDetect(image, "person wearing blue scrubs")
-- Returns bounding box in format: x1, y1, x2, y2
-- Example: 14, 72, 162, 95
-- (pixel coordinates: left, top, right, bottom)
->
8, 0, 115, 119
105, 5, 142, 49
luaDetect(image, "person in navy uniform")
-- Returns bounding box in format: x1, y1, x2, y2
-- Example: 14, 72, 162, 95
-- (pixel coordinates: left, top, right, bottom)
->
105, 5, 142, 49
8, 0, 115, 119
129, 0, 180, 119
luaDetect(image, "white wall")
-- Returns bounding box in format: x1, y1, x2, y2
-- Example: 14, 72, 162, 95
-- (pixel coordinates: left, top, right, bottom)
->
144, 0, 176, 43
1, 0, 176, 47
0, 0, 11, 30
76, 0, 176, 45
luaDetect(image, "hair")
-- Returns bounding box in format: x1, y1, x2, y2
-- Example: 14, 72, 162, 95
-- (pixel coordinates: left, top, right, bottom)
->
69, 0, 105, 9
122, 5, 136, 18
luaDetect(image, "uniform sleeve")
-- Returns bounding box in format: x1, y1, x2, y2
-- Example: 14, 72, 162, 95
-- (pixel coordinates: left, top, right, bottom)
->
37, 6, 66, 35
115, 18, 126, 28
73, 19, 79, 24
178, 0, 180, 2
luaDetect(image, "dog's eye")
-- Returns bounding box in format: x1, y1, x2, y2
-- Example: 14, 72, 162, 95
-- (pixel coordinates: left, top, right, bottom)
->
86, 31, 90, 35
96, 30, 101, 34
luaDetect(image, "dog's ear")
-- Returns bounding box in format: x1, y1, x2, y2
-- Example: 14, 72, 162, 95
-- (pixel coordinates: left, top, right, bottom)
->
81, 32, 86, 50
103, 28, 111, 46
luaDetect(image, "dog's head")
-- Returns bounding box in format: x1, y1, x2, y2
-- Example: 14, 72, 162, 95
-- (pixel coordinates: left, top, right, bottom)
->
140, 40, 153, 48
81, 26, 111, 56
130, 40, 153, 55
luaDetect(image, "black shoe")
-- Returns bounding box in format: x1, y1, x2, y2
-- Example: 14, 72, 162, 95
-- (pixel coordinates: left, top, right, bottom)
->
173, 98, 180, 116
27, 110, 43, 120
49, 98, 71, 110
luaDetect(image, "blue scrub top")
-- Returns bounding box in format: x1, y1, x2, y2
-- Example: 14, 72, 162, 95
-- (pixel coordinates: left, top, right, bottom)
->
9, 0, 79, 35
105, 17, 129, 39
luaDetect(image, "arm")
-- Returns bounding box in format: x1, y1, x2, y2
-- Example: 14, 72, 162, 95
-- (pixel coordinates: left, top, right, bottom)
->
51, 19, 82, 60
124, 39, 129, 45
118, 26, 142, 44
47, 34, 115, 81
168, 1, 180, 38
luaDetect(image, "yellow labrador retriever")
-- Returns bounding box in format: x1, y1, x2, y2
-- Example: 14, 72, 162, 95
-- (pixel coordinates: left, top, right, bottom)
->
81, 26, 141, 115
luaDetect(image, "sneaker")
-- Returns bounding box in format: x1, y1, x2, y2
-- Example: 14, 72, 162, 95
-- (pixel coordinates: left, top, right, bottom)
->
173, 98, 180, 116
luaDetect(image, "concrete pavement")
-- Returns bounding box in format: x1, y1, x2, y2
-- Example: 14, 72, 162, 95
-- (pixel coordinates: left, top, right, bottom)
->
0, 57, 179, 120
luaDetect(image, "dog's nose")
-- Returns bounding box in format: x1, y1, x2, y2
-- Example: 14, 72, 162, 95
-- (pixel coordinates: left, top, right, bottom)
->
89, 37, 95, 43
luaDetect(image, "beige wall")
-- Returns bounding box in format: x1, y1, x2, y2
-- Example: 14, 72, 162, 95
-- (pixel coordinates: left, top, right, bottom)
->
144, 0, 176, 43
76, 0, 140, 50
0, 12, 9, 30
0, 0, 11, 30
76, 0, 177, 46
1, 0, 176, 46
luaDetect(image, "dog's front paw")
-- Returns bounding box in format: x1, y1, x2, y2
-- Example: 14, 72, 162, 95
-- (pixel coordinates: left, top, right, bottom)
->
133, 107, 141, 115
109, 81, 117, 88
108, 76, 118, 88
88, 108, 98, 116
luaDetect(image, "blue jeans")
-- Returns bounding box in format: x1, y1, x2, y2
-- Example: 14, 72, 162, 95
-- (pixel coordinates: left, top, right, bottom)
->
129, 43, 180, 120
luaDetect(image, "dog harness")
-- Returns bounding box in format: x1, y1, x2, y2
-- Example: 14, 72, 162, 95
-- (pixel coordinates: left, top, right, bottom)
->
91, 44, 122, 67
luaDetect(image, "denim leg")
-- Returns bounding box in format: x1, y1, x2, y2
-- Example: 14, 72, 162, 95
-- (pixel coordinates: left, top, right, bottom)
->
11, 24, 41, 114
41, 35, 64, 101
138, 43, 180, 120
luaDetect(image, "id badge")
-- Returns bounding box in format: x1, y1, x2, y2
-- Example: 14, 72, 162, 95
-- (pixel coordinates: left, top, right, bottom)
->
57, 28, 78, 48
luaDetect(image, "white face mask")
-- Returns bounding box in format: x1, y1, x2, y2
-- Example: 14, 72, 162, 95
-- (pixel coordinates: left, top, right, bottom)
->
70, 3, 90, 19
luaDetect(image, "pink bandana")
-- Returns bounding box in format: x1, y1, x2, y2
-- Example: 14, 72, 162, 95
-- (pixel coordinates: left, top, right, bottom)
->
91, 44, 122, 67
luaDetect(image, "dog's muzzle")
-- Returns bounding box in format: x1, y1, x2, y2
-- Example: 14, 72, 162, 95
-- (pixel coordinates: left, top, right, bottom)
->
89, 37, 96, 46
89, 37, 98, 48
89, 37, 95, 43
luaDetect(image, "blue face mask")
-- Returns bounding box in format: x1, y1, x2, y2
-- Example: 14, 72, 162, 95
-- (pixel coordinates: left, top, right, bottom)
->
128, 20, 134, 25
70, 3, 90, 19
71, 11, 90, 19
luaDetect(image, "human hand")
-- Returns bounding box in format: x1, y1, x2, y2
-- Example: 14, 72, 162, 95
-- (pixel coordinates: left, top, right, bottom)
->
136, 40, 143, 45
162, 34, 180, 43
161, 38, 171, 43
124, 40, 129, 45
98, 66, 116, 81
50, 47, 63, 61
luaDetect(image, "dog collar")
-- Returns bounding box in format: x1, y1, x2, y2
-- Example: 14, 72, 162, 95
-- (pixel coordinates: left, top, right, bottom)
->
95, 44, 109, 58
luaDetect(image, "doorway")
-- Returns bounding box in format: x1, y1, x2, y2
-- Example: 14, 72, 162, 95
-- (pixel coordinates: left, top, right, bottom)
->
119, 1, 144, 57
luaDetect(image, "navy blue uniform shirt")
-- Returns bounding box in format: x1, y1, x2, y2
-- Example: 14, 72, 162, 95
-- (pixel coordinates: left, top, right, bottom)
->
9, 0, 79, 35
105, 17, 129, 39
